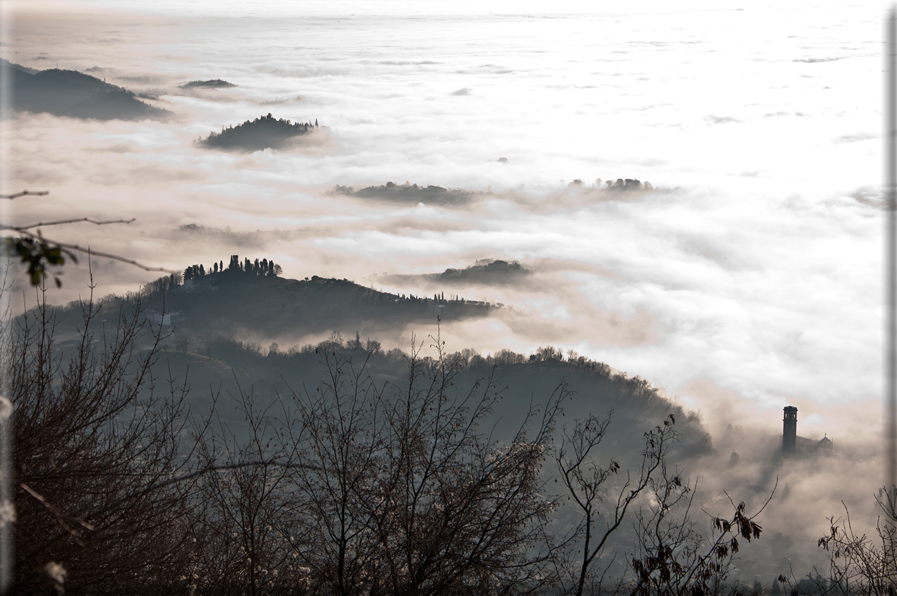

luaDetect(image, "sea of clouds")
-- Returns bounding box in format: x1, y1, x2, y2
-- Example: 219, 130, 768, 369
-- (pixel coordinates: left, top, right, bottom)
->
2, 0, 889, 576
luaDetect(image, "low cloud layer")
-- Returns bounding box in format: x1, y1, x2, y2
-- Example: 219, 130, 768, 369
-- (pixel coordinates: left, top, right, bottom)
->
3, 1, 885, 579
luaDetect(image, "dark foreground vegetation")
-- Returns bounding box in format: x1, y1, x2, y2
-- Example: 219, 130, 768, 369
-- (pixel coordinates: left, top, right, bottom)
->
8, 281, 770, 596
10, 279, 895, 595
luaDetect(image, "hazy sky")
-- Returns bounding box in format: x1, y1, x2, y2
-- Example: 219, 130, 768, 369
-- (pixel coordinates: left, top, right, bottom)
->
2, 0, 885, 452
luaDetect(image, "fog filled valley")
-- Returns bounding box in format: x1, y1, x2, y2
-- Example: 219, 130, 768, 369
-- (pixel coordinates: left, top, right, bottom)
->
2, 0, 890, 594
8, 261, 884, 594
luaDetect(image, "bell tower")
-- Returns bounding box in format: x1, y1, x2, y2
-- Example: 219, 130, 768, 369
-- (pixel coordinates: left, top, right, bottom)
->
783, 406, 797, 456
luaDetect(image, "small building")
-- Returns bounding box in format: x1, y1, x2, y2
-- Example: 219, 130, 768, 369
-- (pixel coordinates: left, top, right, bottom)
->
781, 406, 832, 458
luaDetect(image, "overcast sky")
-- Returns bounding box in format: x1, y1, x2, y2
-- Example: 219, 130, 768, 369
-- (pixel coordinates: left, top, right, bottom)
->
2, 1, 888, 535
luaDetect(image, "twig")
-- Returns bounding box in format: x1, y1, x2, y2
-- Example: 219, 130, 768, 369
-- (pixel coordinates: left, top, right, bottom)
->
20, 481, 95, 546
6, 217, 136, 231
0, 190, 50, 200
0, 190, 177, 279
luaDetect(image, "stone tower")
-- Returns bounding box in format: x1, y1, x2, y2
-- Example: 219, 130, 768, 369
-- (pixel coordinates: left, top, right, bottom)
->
783, 406, 797, 456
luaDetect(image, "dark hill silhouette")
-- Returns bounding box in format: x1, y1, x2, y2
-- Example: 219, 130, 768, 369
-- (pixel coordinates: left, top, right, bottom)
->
180, 79, 236, 89
328, 181, 477, 206
147, 328, 713, 467
1, 59, 38, 75
198, 113, 323, 152
49, 256, 496, 343
383, 258, 531, 287
39, 257, 714, 467
4, 63, 171, 121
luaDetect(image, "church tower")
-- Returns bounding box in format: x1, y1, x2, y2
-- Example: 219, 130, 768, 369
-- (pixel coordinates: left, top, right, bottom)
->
783, 406, 797, 456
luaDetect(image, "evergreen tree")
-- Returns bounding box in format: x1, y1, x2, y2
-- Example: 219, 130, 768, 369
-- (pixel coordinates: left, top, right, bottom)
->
200, 264, 205, 277
254, 258, 261, 275
184, 266, 193, 281
244, 257, 251, 273
213, 262, 218, 273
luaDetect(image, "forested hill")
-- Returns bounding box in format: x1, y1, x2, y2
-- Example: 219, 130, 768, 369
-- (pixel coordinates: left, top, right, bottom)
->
382, 258, 531, 286
144, 331, 714, 465
198, 113, 324, 152
2, 61, 171, 121
38, 255, 714, 470
49, 255, 496, 342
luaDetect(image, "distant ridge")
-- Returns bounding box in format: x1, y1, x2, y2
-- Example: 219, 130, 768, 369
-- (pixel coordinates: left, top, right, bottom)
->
0, 59, 38, 75
2, 62, 171, 121
381, 259, 531, 287
180, 79, 236, 89
328, 181, 477, 205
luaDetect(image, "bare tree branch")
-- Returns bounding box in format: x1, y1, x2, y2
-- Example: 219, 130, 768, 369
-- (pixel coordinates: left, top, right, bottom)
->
0, 190, 176, 284
7, 217, 136, 230
0, 190, 50, 199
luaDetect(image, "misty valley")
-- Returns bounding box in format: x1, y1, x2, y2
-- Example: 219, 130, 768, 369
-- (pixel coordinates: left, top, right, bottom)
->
10, 254, 876, 596
4, 4, 886, 596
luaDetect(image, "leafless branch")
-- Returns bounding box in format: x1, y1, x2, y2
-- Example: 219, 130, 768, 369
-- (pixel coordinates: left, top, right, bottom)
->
8, 217, 136, 230
0, 190, 50, 199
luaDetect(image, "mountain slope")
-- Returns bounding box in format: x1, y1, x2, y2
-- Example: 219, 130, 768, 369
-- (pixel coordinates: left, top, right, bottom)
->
6, 64, 171, 121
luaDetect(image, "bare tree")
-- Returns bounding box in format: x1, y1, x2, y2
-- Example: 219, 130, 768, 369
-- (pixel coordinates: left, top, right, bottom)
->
187, 388, 302, 596
816, 488, 897, 596
557, 412, 675, 596
557, 411, 773, 596
283, 330, 567, 595
8, 284, 201, 593
174, 335, 190, 354
629, 475, 773, 596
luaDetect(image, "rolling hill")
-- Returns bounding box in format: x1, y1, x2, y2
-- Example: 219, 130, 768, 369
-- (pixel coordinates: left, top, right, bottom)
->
3, 60, 171, 121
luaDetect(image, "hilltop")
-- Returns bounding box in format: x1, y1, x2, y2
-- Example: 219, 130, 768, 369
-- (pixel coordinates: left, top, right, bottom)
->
180, 79, 236, 89
198, 113, 324, 152
40, 254, 713, 459
328, 181, 478, 206
50, 255, 496, 344
382, 258, 531, 287
2, 60, 171, 121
